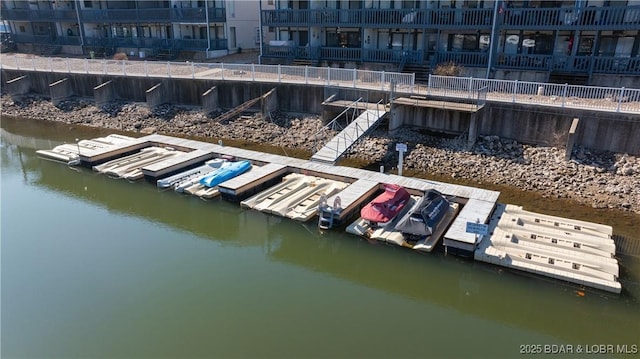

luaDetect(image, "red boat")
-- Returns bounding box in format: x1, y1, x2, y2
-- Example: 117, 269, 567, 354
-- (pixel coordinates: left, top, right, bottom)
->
360, 184, 411, 227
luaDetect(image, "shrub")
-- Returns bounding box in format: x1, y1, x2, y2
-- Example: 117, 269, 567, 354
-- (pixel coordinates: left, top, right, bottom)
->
433, 61, 465, 77
113, 52, 128, 61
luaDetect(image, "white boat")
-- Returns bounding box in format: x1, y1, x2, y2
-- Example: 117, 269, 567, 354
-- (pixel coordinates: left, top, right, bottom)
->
93, 147, 161, 173
182, 184, 221, 199
240, 173, 312, 211
115, 149, 181, 180
93, 147, 181, 179
270, 179, 347, 221
36, 134, 136, 166
157, 158, 226, 189
36, 143, 81, 164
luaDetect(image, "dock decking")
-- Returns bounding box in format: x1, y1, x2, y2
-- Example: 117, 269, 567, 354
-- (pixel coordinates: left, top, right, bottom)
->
57, 132, 622, 293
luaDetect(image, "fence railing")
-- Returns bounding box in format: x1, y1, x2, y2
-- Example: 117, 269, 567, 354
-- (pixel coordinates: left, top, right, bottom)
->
422, 74, 640, 113
2, 56, 639, 114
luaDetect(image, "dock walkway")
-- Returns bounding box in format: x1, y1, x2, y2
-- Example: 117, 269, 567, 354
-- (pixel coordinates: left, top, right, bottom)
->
78, 133, 499, 250
310, 108, 387, 165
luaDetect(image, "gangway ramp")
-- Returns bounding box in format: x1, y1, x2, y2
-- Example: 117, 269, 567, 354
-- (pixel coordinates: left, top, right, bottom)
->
310, 108, 387, 165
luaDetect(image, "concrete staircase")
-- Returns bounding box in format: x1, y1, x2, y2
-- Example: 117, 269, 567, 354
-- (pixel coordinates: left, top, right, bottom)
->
39, 44, 62, 56
548, 72, 589, 86
402, 64, 430, 84
155, 49, 177, 61
291, 58, 316, 67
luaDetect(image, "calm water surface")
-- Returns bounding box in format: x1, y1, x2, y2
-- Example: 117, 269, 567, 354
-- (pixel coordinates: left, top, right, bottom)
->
2, 118, 639, 358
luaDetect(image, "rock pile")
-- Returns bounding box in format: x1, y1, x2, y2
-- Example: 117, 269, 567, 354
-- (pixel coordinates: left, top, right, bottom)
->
2, 94, 638, 214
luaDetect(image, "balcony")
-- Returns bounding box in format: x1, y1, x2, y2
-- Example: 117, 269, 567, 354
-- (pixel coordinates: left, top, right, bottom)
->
496, 54, 551, 70
593, 56, 640, 74
11, 34, 82, 46
80, 6, 225, 23
320, 47, 361, 62
433, 51, 489, 68
262, 8, 493, 29
429, 8, 493, 29
0, 8, 77, 21
12, 34, 56, 44
501, 6, 640, 31
362, 48, 423, 64
83, 37, 228, 51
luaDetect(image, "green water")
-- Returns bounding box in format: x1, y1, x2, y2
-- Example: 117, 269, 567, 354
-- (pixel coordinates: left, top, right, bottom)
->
2, 118, 639, 358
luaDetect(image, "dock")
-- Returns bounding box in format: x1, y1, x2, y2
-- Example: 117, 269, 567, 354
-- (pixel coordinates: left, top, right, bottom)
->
475, 204, 620, 294
47, 132, 623, 293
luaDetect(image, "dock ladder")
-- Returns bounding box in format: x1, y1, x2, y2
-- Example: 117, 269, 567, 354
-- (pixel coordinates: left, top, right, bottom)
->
317, 195, 341, 230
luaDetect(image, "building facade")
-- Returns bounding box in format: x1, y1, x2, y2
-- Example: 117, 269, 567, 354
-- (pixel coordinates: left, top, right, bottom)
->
259, 0, 640, 86
0, 0, 260, 59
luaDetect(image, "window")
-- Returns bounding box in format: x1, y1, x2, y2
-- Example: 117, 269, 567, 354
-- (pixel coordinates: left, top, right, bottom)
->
450, 34, 477, 51
578, 37, 594, 55
19, 25, 26, 32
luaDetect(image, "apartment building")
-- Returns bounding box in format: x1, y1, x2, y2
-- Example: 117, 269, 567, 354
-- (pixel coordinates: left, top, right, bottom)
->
260, 0, 640, 86
0, 0, 260, 59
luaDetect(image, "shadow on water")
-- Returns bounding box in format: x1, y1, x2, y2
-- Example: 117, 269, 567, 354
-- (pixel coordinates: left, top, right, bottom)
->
2, 124, 640, 349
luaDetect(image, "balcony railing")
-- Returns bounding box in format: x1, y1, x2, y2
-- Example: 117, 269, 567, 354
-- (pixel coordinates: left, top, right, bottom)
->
11, 34, 56, 44
262, 8, 492, 29
501, 6, 640, 30
320, 47, 361, 62
362, 49, 423, 64
80, 6, 225, 23
83, 37, 228, 51
496, 54, 551, 71
429, 8, 493, 28
0, 8, 77, 21
593, 56, 640, 74
261, 45, 640, 75
434, 51, 489, 68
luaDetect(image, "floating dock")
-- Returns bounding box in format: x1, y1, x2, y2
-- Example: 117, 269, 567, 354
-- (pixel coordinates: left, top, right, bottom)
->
43, 132, 623, 293
475, 204, 620, 294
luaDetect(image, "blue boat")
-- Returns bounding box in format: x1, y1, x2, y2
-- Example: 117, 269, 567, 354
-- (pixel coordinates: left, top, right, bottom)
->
199, 160, 251, 188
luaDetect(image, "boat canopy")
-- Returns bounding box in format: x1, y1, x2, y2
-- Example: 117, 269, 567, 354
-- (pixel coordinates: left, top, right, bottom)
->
395, 189, 449, 237
360, 184, 410, 224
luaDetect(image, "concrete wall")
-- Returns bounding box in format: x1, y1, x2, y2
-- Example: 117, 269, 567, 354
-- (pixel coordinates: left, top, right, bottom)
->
2, 68, 638, 155
5, 75, 30, 99
394, 105, 471, 134
482, 104, 640, 154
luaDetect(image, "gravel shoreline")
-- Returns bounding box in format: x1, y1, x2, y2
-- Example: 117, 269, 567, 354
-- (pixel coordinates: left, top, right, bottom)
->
2, 94, 639, 215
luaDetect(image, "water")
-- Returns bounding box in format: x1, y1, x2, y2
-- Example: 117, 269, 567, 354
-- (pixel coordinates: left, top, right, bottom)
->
2, 118, 639, 358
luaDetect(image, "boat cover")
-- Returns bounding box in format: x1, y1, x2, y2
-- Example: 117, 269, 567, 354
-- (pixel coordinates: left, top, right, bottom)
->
200, 160, 251, 187
360, 184, 410, 224
394, 189, 449, 236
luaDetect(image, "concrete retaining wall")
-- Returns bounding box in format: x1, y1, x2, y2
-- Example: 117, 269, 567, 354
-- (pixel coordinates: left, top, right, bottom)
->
1, 68, 638, 155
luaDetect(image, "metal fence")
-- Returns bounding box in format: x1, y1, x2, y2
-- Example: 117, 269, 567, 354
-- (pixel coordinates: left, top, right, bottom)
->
420, 75, 640, 114
2, 55, 639, 114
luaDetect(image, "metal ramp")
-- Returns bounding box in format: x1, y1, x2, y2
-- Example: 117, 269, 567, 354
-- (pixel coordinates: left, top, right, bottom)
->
310, 106, 387, 165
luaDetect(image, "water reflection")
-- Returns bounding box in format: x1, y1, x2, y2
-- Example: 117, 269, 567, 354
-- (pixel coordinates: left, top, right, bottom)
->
2, 121, 639, 358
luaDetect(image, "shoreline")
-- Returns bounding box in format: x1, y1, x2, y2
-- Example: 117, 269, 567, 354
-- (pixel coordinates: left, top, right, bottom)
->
2, 93, 639, 216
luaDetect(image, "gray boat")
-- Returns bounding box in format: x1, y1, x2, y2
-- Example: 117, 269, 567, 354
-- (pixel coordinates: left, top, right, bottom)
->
394, 189, 450, 239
